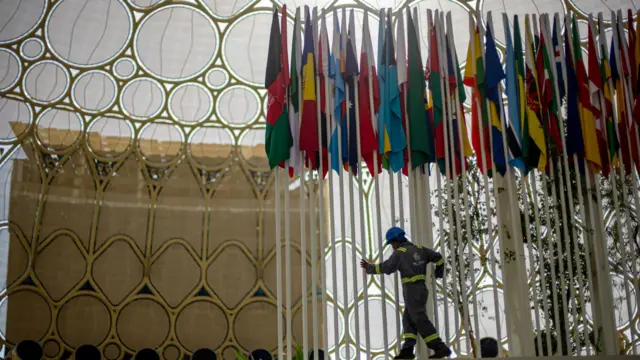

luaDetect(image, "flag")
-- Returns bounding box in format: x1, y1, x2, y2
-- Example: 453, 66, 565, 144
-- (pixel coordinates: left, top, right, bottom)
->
406, 10, 432, 171
537, 17, 563, 160
504, 16, 527, 174
573, 15, 601, 173
329, 10, 347, 173
551, 17, 565, 100
588, 20, 610, 176
380, 9, 406, 172
430, 16, 447, 175
265, 8, 292, 169
599, 17, 619, 170
396, 12, 411, 174
565, 20, 584, 160
345, 9, 359, 174
485, 22, 508, 176
358, 10, 381, 176
611, 22, 640, 173
464, 23, 492, 175
288, 8, 302, 177
299, 7, 321, 170
376, 9, 388, 168
633, 10, 640, 123
316, 10, 330, 178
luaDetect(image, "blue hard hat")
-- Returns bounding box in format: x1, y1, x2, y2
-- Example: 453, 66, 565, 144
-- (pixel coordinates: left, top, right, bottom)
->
385, 227, 406, 245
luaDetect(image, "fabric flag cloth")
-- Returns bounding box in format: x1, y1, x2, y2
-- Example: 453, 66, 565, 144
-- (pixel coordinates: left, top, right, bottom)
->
565, 20, 585, 160
430, 17, 447, 175
485, 23, 508, 176
345, 9, 360, 174
551, 17, 566, 100
599, 20, 619, 170
299, 7, 321, 170
379, 10, 406, 172
572, 15, 602, 173
396, 13, 409, 173
376, 9, 386, 157
634, 11, 640, 122
265, 8, 292, 169
405, 10, 432, 172
611, 24, 640, 173
464, 23, 492, 176
503, 16, 526, 174
288, 8, 302, 177
315, 10, 329, 178
329, 10, 347, 173
358, 10, 381, 176
531, 17, 558, 169
587, 21, 610, 177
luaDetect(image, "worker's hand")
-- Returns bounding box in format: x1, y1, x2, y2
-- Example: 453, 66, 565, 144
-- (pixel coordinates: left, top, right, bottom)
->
360, 259, 369, 269
434, 265, 444, 279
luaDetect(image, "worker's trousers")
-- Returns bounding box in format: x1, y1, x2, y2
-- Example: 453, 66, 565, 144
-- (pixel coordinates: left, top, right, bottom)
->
401, 281, 445, 350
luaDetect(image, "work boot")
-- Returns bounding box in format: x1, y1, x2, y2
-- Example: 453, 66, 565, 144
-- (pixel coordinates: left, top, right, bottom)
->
428, 344, 452, 359
393, 347, 416, 359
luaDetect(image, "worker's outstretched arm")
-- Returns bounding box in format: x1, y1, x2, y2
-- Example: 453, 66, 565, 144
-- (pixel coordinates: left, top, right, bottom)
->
361, 251, 401, 275
423, 247, 445, 279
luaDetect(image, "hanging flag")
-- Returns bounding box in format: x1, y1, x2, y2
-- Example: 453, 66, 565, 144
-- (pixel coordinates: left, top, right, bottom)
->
376, 9, 390, 170
345, 9, 360, 174
599, 18, 619, 170
573, 15, 602, 173
299, 7, 321, 170
314, 9, 329, 178
265, 8, 293, 169
485, 22, 508, 176
396, 12, 411, 175
532, 17, 558, 167
430, 16, 447, 175
588, 21, 610, 176
504, 16, 527, 174
406, 9, 432, 171
611, 23, 640, 173
551, 17, 566, 100
632, 10, 640, 123
288, 8, 302, 178
628, 10, 637, 88
565, 20, 585, 160
464, 22, 492, 175
329, 10, 347, 173
358, 10, 381, 176
381, 9, 406, 172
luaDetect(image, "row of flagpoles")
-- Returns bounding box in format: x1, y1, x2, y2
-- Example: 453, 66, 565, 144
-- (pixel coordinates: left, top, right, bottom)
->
265, 3, 639, 359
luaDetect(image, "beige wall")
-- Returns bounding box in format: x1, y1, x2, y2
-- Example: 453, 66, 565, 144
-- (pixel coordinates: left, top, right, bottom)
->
4, 135, 323, 359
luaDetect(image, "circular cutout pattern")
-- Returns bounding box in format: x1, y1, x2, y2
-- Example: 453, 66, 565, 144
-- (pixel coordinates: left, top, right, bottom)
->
0, 49, 20, 91
0, 98, 32, 141
234, 302, 280, 351
42, 339, 61, 358
162, 344, 180, 360
87, 116, 133, 157
224, 12, 292, 85
36, 108, 83, 150
117, 299, 170, 350
217, 86, 260, 125
139, 122, 183, 163
0, 0, 46, 44
21, 37, 44, 60
103, 342, 121, 360
76, 344, 102, 360
169, 83, 213, 124
130, 0, 164, 9
1, 290, 51, 343
206, 68, 228, 89
188, 127, 233, 168
114, 57, 137, 80
176, 301, 227, 351
24, 60, 69, 104
120, 78, 165, 120
135, 5, 218, 81
239, 128, 268, 170
46, 0, 132, 67
73, 71, 117, 112
57, 295, 111, 347
348, 297, 398, 352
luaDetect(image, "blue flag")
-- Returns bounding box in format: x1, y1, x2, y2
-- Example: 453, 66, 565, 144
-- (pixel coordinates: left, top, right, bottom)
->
485, 24, 507, 175
345, 10, 359, 174
504, 19, 525, 173
565, 27, 584, 158
329, 12, 347, 173
552, 19, 566, 100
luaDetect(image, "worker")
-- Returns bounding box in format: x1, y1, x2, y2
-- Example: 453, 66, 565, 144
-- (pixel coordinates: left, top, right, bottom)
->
360, 227, 451, 359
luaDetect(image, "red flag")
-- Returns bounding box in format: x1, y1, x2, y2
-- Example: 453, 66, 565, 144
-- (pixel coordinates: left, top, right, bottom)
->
359, 12, 381, 176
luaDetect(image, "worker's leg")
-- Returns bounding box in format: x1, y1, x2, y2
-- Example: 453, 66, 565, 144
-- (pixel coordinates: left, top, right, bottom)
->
405, 283, 450, 356
401, 307, 418, 349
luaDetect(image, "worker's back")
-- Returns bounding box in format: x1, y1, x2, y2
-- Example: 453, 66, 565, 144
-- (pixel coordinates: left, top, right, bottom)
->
393, 242, 442, 285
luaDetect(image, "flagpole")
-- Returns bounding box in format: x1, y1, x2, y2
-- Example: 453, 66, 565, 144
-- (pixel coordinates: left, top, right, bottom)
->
373, 8, 391, 358
610, 10, 639, 353
527, 14, 577, 351
345, 11, 362, 358
472, 10, 503, 348
276, 165, 285, 359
